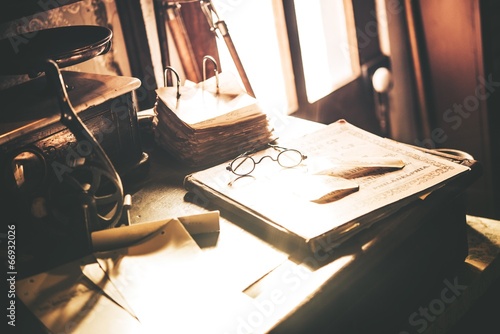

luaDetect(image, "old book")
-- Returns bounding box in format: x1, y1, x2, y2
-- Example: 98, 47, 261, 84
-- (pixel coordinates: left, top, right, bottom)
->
153, 72, 274, 167
184, 119, 474, 254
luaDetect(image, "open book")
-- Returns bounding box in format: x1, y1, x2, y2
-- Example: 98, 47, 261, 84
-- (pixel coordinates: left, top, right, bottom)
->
184, 119, 473, 254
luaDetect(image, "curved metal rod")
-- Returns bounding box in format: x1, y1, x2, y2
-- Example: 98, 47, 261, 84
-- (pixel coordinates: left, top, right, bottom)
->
43, 59, 124, 226
200, 0, 255, 97
164, 66, 181, 100
202, 55, 219, 94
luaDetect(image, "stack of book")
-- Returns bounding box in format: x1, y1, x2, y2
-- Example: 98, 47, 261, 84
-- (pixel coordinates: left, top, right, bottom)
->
153, 72, 274, 167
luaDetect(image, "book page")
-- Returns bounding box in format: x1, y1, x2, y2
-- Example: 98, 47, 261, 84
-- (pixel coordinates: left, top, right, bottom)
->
155, 72, 263, 129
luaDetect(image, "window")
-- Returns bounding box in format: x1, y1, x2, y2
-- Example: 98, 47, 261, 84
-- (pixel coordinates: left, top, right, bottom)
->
211, 0, 359, 112
293, 0, 359, 103
211, 0, 297, 115
136, 0, 387, 130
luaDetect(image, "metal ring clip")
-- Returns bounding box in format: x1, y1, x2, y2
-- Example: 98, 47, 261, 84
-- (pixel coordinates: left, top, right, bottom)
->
202, 55, 219, 95
164, 66, 181, 100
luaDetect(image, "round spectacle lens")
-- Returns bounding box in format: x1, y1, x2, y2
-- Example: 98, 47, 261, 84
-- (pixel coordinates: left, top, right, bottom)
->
277, 150, 304, 168
230, 156, 255, 176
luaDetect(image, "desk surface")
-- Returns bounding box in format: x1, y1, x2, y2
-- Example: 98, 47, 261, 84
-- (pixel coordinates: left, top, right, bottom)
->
123, 116, 500, 333
11, 111, 499, 333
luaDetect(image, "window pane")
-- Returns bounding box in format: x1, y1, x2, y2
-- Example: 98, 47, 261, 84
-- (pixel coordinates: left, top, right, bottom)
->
294, 0, 359, 103
211, 0, 298, 115
375, 0, 391, 56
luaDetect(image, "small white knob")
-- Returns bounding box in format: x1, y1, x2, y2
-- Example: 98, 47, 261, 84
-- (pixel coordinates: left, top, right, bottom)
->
372, 67, 392, 93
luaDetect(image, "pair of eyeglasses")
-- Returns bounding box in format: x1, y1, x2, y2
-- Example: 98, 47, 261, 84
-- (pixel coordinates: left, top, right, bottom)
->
226, 144, 307, 176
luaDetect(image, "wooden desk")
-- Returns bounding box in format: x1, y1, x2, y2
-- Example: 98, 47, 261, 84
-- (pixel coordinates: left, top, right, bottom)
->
423, 215, 500, 334
122, 116, 496, 333
16, 116, 497, 333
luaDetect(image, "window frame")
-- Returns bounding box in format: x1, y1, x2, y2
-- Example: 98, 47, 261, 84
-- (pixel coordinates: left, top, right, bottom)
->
283, 0, 388, 134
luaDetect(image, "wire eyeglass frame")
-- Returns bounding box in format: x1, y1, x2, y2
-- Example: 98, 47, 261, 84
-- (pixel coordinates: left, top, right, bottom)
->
226, 144, 307, 176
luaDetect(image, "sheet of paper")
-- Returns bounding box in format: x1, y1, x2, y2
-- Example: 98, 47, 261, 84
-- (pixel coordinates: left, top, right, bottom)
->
80, 260, 139, 320
94, 219, 254, 333
16, 255, 143, 333
91, 211, 220, 252
93, 213, 284, 293
156, 72, 262, 129
17, 219, 255, 333
196, 71, 247, 96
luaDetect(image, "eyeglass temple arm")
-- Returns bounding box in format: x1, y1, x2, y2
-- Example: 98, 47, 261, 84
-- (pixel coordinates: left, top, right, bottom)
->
268, 143, 290, 151
268, 144, 307, 159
